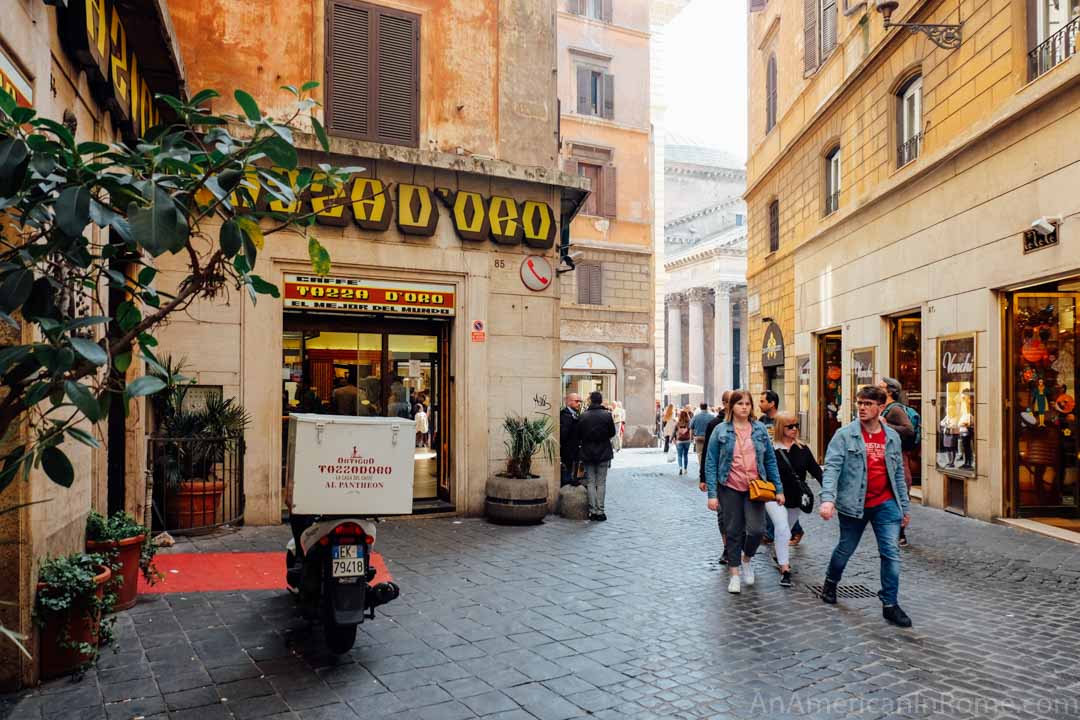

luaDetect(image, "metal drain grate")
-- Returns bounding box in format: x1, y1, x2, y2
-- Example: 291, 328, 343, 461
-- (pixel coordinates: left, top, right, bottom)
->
806, 583, 879, 599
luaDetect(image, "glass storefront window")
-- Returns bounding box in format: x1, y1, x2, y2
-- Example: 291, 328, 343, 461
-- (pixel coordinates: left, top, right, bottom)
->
851, 347, 875, 421
937, 334, 976, 477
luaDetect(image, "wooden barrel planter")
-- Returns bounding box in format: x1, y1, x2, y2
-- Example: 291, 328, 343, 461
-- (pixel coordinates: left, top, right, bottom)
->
86, 535, 145, 611
37, 565, 111, 680
484, 475, 549, 525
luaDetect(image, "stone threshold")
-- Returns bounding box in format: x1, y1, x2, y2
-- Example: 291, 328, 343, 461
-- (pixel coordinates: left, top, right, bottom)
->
996, 518, 1080, 545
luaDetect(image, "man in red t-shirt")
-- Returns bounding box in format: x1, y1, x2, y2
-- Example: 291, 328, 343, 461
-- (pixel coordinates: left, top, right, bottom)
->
819, 386, 912, 628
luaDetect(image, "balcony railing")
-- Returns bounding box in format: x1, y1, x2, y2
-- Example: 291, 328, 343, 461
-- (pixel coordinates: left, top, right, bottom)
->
825, 190, 840, 216
1030, 16, 1080, 80
897, 132, 922, 168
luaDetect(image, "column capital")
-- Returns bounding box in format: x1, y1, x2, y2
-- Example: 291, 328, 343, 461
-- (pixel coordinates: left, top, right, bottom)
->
711, 281, 739, 297
665, 292, 687, 308
687, 287, 712, 304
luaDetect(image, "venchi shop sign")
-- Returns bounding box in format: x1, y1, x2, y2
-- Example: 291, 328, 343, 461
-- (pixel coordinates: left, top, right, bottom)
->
283, 275, 455, 316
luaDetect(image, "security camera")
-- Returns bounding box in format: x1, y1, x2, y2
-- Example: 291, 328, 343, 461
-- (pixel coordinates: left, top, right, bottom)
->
1031, 217, 1059, 235
566, 251, 584, 261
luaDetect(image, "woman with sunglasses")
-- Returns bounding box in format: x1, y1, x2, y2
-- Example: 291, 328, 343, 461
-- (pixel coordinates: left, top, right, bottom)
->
770, 410, 823, 587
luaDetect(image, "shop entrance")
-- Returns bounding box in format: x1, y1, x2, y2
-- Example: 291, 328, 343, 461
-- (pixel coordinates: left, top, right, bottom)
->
817, 331, 843, 459
1006, 287, 1080, 520
562, 352, 618, 404
282, 314, 451, 507
891, 313, 923, 486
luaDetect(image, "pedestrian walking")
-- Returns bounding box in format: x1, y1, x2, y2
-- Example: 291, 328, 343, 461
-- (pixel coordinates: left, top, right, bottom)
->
662, 403, 676, 453
699, 390, 730, 564
704, 390, 782, 594
819, 385, 913, 628
577, 391, 616, 521
757, 389, 805, 545
770, 411, 822, 587
879, 377, 915, 547
611, 401, 626, 452
559, 393, 582, 487
674, 410, 693, 475
690, 402, 716, 461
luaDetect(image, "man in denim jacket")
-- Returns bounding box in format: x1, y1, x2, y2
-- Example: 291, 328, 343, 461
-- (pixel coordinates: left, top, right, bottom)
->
819, 385, 912, 627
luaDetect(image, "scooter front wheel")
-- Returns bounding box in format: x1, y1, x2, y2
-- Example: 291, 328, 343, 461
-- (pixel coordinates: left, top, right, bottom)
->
324, 620, 357, 654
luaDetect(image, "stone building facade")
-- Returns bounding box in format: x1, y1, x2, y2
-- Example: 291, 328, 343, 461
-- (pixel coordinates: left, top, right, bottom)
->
746, 0, 1080, 530
662, 142, 748, 406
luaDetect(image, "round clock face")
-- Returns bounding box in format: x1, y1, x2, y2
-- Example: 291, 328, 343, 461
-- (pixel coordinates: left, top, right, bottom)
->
520, 256, 553, 292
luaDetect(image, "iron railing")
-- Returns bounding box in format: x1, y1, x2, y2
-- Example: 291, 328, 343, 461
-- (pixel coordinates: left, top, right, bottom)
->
148, 434, 245, 535
1029, 16, 1080, 80
897, 132, 922, 168
825, 190, 840, 216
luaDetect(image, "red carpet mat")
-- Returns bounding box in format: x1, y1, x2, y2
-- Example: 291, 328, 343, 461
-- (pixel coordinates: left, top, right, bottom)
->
139, 551, 391, 594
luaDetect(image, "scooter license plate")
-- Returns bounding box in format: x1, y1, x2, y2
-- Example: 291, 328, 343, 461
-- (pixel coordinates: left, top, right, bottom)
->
331, 545, 364, 578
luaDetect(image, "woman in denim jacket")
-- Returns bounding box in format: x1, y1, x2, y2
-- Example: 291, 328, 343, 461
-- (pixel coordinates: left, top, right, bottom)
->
704, 390, 783, 594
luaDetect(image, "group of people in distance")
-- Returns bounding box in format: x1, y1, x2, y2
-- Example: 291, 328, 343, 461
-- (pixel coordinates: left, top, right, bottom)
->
669, 382, 915, 628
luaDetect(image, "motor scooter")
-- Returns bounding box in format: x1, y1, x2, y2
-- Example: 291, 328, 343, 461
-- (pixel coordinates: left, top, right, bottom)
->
286, 516, 400, 653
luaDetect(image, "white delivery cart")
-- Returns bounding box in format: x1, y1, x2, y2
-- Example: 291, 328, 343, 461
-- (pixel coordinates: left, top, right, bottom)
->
286, 414, 416, 516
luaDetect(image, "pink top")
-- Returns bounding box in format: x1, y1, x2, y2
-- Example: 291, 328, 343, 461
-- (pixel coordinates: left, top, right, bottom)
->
726, 423, 757, 492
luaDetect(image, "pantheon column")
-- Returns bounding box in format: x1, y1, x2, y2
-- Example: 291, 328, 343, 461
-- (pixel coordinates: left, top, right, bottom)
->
713, 283, 735, 397
666, 294, 684, 388
688, 288, 709, 404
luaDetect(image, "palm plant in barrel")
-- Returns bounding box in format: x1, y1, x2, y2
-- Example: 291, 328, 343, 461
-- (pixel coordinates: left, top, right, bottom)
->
485, 413, 557, 525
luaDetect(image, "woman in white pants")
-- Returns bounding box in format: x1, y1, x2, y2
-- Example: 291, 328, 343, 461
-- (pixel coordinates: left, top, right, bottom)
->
768, 410, 822, 588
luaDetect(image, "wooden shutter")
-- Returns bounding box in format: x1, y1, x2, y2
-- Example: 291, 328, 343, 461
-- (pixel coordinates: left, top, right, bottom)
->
601, 165, 617, 218
766, 55, 777, 132
602, 73, 615, 119
375, 10, 419, 145
576, 66, 591, 114
327, 1, 371, 138
821, 0, 838, 56
577, 263, 603, 305
602, 0, 613, 22
804, 0, 819, 72
768, 199, 780, 252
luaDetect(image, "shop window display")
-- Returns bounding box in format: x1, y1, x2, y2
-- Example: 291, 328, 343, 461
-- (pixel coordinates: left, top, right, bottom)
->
936, 334, 976, 476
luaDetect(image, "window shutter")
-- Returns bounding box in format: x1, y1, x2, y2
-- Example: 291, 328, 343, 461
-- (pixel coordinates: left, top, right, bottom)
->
374, 11, 419, 146
576, 66, 591, 114
768, 199, 780, 252
602, 0, 613, 22
577, 264, 592, 304
327, 2, 371, 138
804, 0, 819, 72
602, 73, 615, 119
766, 55, 777, 132
567, 0, 584, 14
821, 0, 838, 56
591, 264, 603, 304
601, 165, 617, 218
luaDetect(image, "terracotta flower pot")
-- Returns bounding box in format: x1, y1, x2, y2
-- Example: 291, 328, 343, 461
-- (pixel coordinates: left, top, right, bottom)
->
86, 535, 145, 611
37, 565, 111, 680
166, 479, 226, 530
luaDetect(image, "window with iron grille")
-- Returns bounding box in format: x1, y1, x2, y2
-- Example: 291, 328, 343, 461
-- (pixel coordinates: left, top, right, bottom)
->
325, 0, 420, 147
768, 199, 780, 253
824, 146, 841, 216
1029, 0, 1080, 79
896, 75, 923, 167
765, 54, 777, 133
576, 262, 603, 305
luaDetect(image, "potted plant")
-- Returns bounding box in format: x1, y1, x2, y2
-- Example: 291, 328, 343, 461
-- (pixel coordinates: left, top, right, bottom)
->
85, 511, 160, 610
484, 414, 558, 525
35, 553, 115, 679
149, 357, 249, 530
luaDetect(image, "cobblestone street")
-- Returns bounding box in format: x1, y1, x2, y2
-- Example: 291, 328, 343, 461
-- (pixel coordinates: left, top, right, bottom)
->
5, 450, 1080, 720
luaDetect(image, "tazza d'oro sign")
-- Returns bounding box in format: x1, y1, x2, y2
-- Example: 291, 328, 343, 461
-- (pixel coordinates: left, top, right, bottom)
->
210, 170, 558, 249
283, 275, 456, 316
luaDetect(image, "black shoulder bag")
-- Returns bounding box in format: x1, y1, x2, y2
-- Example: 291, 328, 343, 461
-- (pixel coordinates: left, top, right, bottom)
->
778, 447, 815, 514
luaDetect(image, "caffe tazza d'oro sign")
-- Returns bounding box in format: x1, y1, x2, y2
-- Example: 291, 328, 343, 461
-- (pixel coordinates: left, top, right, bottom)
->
284, 275, 456, 316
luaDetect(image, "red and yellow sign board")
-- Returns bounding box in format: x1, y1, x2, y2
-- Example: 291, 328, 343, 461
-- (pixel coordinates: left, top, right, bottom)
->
283, 275, 455, 317
0, 48, 33, 108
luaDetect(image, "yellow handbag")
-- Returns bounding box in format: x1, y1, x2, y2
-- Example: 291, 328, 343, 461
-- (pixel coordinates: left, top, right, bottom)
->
748, 478, 776, 503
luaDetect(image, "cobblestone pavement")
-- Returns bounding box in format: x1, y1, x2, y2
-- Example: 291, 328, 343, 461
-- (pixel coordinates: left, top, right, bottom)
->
5, 450, 1080, 720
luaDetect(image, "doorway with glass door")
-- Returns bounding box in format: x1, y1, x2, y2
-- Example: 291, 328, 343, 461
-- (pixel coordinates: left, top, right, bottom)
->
282, 314, 452, 508
891, 313, 922, 488
1007, 285, 1080, 525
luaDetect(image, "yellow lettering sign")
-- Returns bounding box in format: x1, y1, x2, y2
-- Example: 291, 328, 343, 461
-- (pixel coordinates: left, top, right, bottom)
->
109, 6, 130, 118
310, 174, 349, 227
488, 196, 523, 245
350, 178, 392, 231
396, 183, 438, 236
520, 200, 556, 249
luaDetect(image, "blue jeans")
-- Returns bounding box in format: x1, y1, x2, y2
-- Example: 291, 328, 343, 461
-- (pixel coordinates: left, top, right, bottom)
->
826, 500, 903, 606
676, 441, 691, 470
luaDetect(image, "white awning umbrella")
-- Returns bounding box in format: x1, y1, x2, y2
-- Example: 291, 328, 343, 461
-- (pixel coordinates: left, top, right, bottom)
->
663, 380, 704, 395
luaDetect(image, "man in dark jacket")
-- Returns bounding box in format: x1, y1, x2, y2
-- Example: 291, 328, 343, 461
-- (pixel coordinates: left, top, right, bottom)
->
700, 390, 730, 562
559, 393, 582, 486
577, 391, 616, 521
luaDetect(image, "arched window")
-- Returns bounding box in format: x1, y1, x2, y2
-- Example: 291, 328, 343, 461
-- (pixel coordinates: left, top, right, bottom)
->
765, 54, 778, 133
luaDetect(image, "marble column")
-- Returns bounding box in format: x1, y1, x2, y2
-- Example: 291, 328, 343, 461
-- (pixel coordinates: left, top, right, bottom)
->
712, 283, 735, 398
666, 294, 684, 388
688, 288, 709, 404
738, 293, 749, 391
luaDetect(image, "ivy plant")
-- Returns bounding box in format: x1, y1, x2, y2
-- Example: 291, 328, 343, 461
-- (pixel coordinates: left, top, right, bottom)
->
0, 82, 354, 493
85, 510, 160, 585
34, 551, 117, 670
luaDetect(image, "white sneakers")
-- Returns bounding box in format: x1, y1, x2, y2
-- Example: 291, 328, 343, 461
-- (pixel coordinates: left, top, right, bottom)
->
727, 575, 741, 593
741, 561, 755, 586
